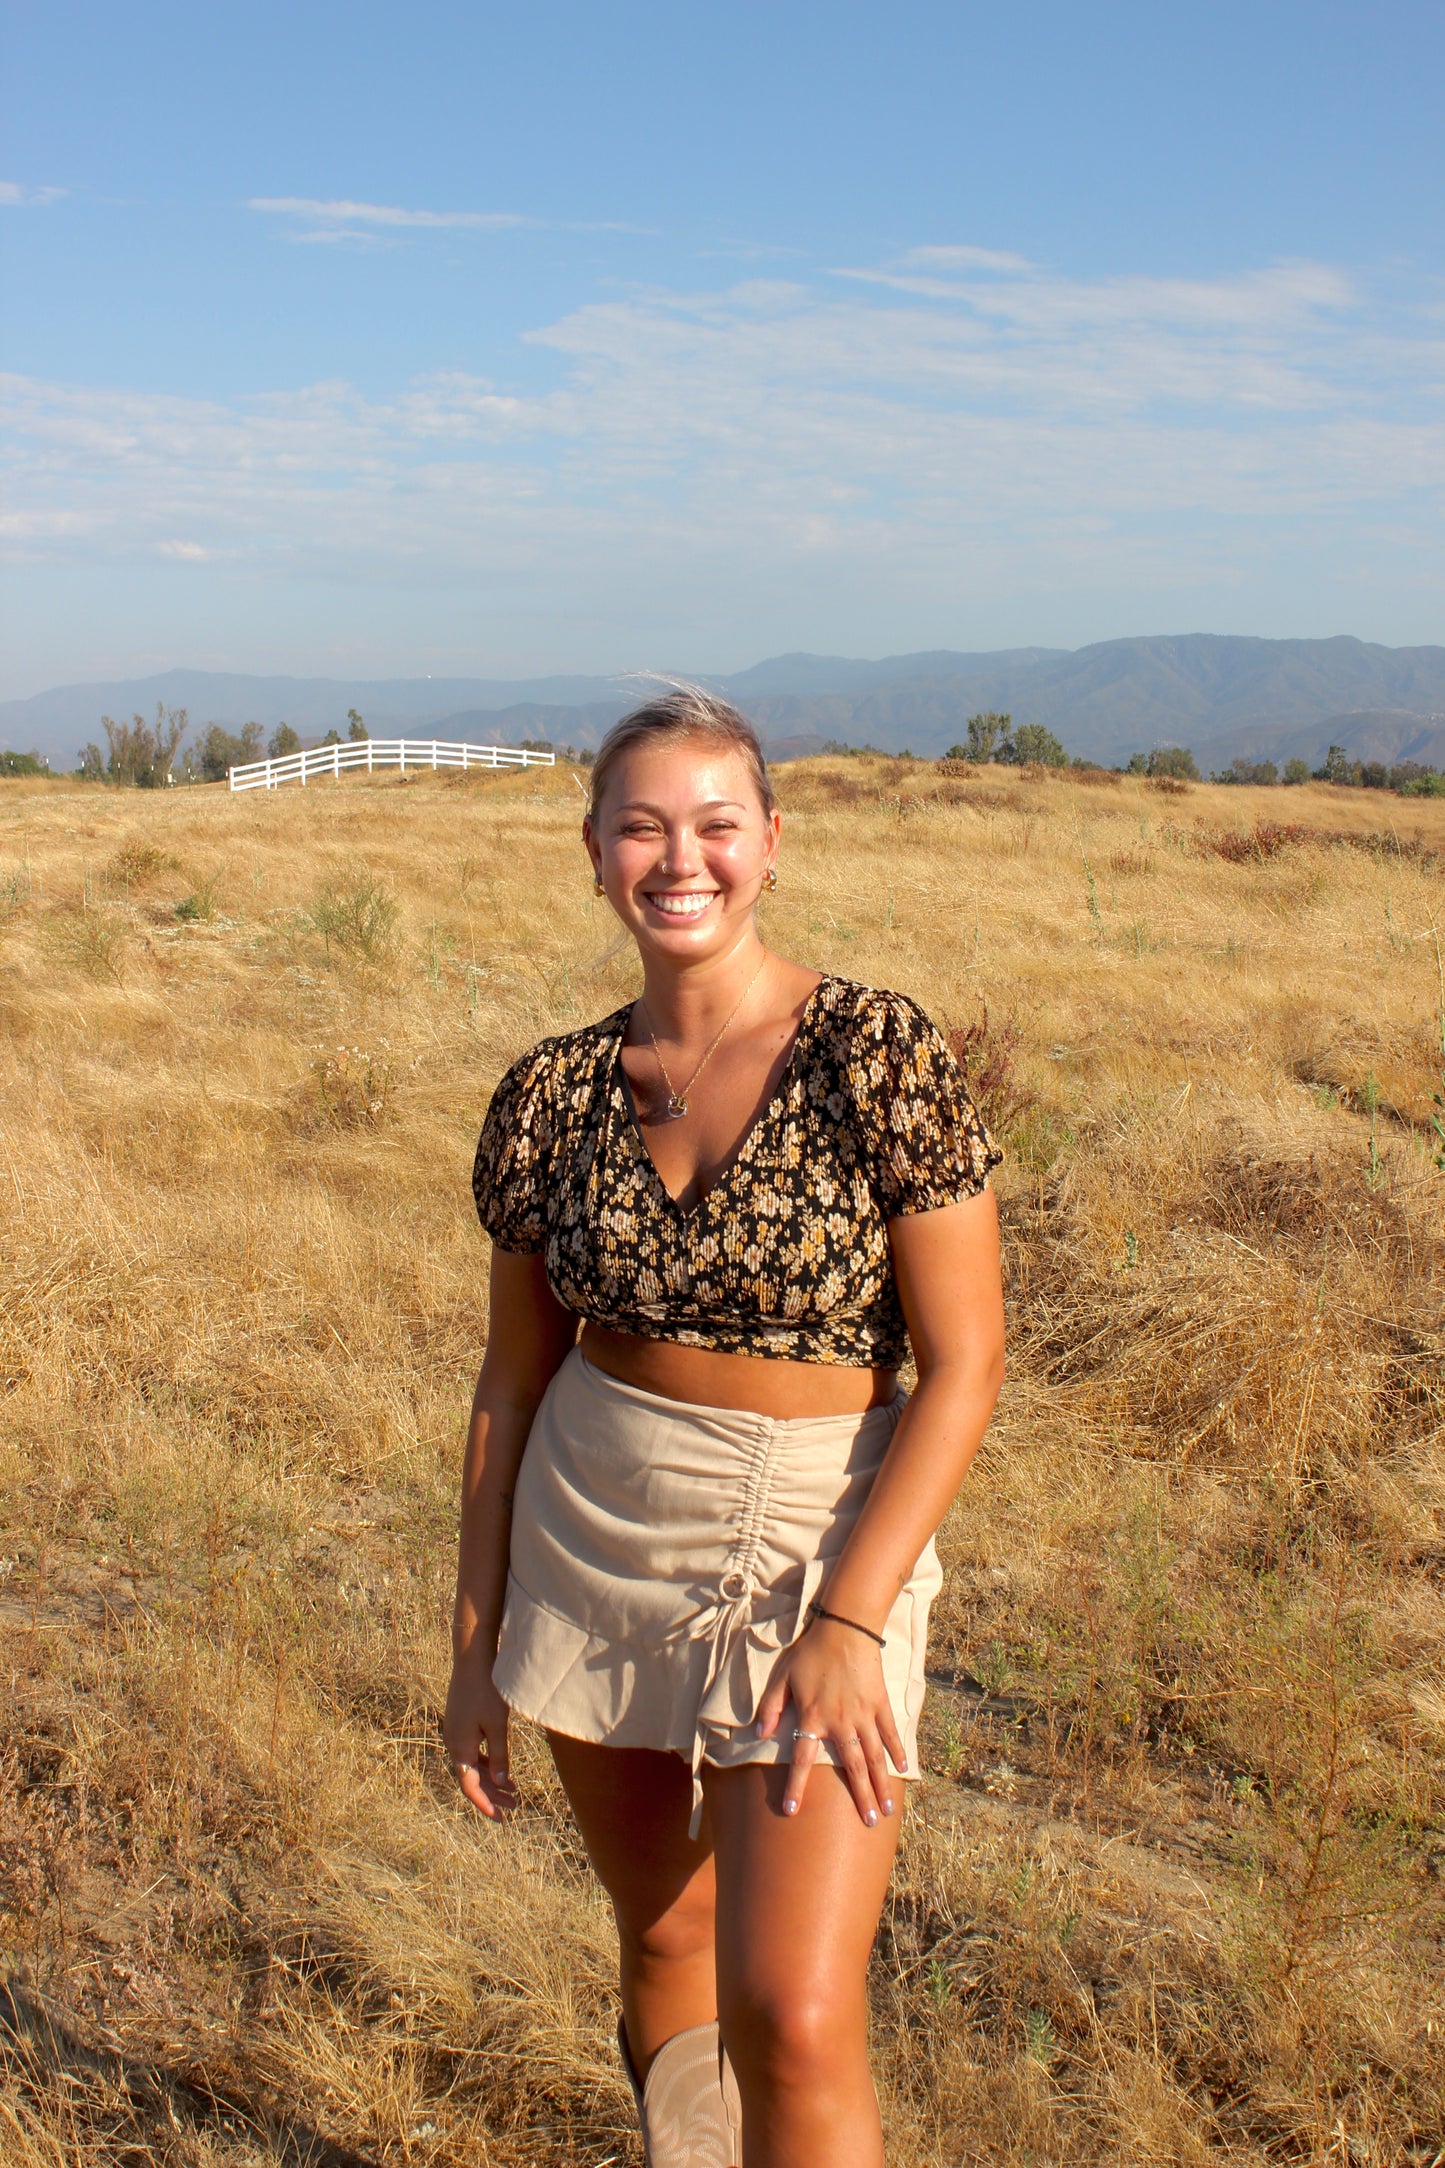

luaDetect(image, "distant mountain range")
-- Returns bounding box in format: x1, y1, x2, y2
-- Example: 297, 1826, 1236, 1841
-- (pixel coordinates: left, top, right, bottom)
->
4, 635, 1443, 774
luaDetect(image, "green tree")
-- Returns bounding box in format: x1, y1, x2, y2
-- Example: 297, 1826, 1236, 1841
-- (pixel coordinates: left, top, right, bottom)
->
192, 721, 263, 783
346, 708, 369, 742
1315, 744, 1353, 784
77, 742, 105, 781
1145, 745, 1199, 781
321, 728, 343, 748
965, 711, 1010, 763
1283, 757, 1311, 785
268, 722, 301, 758
101, 704, 188, 787
1005, 722, 1067, 768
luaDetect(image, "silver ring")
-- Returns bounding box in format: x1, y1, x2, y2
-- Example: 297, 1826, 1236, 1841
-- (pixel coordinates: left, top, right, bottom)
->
451, 1762, 477, 1780
792, 1728, 822, 1742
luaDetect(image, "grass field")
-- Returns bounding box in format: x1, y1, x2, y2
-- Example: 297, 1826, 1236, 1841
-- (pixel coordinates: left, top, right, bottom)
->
1, 754, 1442, 2167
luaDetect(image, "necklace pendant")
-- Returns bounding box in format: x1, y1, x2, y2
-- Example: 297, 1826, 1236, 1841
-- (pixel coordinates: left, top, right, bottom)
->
665, 1094, 689, 1120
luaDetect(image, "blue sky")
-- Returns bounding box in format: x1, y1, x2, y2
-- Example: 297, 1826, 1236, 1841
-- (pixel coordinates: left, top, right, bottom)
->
1, 0, 1442, 696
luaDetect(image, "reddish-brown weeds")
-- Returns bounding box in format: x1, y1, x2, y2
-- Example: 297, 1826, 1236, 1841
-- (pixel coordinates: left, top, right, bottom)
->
947, 1002, 1038, 1142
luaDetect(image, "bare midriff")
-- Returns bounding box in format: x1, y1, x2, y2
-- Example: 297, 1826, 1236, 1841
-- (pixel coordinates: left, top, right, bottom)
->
578, 1320, 898, 1417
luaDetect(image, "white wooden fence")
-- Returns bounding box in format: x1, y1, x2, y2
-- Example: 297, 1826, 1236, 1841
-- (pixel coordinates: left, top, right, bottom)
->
227, 738, 557, 792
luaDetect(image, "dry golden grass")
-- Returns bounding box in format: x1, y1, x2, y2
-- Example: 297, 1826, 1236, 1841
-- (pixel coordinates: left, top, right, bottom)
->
1, 757, 1441, 2167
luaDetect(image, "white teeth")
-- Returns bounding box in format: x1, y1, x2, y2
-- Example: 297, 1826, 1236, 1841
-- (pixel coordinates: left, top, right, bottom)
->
648, 893, 715, 916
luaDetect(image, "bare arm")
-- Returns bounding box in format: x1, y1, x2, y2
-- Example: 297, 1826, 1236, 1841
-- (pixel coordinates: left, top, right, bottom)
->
757, 1188, 1006, 1821
444, 1248, 578, 1818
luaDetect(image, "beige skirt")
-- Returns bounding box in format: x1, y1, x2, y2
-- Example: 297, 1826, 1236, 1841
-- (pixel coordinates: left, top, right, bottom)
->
493, 1347, 941, 1835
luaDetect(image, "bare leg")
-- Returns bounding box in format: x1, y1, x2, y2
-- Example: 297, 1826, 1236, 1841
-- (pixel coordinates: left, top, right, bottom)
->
705, 1762, 901, 2168
546, 1733, 717, 2075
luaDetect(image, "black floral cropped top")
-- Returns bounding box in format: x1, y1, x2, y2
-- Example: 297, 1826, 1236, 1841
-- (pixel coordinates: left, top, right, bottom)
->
471, 975, 1001, 1369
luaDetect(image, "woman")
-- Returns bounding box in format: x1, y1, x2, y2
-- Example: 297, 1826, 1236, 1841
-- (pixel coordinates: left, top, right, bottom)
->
445, 689, 1005, 2168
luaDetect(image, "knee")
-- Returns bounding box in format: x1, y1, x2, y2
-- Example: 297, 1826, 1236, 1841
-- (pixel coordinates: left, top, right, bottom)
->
722, 1978, 863, 2091
616, 1889, 716, 1975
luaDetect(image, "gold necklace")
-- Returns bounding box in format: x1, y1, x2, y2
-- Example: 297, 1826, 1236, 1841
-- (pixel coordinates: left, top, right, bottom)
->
641, 958, 768, 1121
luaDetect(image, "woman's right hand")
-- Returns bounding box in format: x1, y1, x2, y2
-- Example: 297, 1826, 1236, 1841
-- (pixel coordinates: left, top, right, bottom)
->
443, 1657, 517, 1819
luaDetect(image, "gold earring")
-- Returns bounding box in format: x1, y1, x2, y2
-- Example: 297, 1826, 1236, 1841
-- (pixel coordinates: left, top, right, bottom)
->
764, 866, 779, 893
593, 874, 605, 895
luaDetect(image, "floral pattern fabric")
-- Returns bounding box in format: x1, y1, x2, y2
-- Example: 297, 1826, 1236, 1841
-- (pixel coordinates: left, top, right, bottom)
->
471, 975, 1001, 1369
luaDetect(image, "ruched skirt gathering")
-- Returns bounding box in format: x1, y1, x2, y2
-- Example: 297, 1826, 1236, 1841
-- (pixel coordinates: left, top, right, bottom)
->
492, 1347, 942, 1835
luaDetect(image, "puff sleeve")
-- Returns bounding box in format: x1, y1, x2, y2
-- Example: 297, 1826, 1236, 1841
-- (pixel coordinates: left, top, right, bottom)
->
850, 991, 1002, 1218
471, 1046, 556, 1253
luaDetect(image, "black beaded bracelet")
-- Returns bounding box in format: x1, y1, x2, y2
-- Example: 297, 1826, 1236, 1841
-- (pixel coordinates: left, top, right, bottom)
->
807, 1599, 887, 1650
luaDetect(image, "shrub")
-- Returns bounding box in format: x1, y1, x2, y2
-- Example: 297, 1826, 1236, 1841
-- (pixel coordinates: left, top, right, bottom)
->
0, 750, 45, 777
946, 1001, 1037, 1141
1003, 723, 1067, 768
107, 841, 173, 888
1205, 818, 1309, 862
51, 906, 126, 982
268, 723, 301, 759
1306, 746, 1443, 793
174, 873, 222, 923
1377, 759, 1440, 792
1216, 756, 1279, 786
308, 865, 399, 960
310, 1042, 396, 1127
0, 864, 32, 917
1137, 745, 1199, 781
1283, 757, 1311, 785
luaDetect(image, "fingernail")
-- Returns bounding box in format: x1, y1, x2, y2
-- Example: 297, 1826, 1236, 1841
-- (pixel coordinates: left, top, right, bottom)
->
882, 1797, 895, 1816
784, 1798, 799, 1816
865, 1808, 879, 1827
897, 1756, 909, 1772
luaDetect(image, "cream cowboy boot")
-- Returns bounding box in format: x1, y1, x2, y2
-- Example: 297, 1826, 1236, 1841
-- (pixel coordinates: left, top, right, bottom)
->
617, 2015, 743, 2168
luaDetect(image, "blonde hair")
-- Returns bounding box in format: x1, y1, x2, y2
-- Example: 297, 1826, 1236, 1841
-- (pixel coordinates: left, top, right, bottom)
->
587, 686, 776, 819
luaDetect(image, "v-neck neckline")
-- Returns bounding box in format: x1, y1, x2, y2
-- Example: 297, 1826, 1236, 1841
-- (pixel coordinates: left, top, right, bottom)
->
613, 975, 834, 1221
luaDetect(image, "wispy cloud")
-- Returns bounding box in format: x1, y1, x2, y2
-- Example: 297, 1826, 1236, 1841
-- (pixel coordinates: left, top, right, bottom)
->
901, 244, 1035, 272
0, 182, 66, 207
288, 228, 386, 248
249, 196, 532, 237
3, 249, 1440, 650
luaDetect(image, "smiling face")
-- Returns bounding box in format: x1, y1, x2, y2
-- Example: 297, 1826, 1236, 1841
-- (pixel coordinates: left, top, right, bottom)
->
584, 734, 781, 963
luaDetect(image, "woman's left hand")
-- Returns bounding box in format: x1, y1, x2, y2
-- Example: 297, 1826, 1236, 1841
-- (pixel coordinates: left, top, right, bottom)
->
755, 1617, 907, 1826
